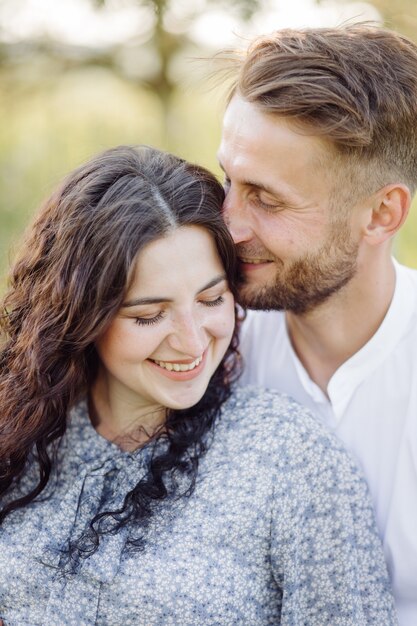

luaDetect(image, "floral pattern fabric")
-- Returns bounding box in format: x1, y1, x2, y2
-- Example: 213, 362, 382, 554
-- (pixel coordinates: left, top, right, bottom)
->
0, 386, 397, 625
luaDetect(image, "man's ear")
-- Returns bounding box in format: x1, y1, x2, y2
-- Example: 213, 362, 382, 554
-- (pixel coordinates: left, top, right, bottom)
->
363, 184, 411, 245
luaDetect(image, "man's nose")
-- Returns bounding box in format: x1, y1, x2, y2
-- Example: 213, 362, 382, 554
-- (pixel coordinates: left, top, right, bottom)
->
168, 314, 207, 358
222, 188, 253, 244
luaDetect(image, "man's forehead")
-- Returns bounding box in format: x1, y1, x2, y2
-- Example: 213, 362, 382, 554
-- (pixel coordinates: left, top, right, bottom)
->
222, 96, 331, 157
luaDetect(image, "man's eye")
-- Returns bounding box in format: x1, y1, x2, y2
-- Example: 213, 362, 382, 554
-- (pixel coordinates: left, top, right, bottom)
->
223, 177, 231, 191
253, 195, 281, 211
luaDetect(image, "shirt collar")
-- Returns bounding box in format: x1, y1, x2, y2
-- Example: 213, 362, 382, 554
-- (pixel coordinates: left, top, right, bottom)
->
328, 260, 416, 419
286, 260, 416, 422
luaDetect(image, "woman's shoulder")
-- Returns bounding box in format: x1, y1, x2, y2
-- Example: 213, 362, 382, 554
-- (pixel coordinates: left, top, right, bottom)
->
221, 384, 327, 437
218, 385, 358, 474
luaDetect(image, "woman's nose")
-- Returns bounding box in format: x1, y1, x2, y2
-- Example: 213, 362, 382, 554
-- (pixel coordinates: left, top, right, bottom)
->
168, 314, 207, 358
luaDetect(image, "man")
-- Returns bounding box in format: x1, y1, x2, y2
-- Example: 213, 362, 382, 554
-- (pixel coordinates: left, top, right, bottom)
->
217, 25, 417, 624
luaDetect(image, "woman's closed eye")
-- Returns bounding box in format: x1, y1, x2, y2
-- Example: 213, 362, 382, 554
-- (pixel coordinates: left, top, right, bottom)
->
201, 295, 225, 307
132, 287, 228, 326
134, 311, 165, 326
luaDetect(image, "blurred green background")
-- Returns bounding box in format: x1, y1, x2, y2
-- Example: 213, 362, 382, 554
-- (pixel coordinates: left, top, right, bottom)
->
1, 0, 416, 286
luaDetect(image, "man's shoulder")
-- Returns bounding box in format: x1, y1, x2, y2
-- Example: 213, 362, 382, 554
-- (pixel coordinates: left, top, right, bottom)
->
240, 309, 286, 344
391, 260, 417, 336
241, 307, 285, 326
395, 259, 417, 292
238, 309, 295, 387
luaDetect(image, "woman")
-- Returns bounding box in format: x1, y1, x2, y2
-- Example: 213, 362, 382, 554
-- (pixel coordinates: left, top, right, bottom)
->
0, 146, 395, 625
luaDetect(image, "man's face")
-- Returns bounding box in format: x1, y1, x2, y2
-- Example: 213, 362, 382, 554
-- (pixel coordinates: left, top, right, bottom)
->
217, 95, 361, 314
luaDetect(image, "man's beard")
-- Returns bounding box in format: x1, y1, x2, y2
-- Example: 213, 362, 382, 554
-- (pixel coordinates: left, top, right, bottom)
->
237, 221, 359, 315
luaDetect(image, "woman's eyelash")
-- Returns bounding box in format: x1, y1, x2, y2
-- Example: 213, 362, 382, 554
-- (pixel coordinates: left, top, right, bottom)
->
134, 296, 225, 325
202, 295, 224, 307
134, 312, 164, 326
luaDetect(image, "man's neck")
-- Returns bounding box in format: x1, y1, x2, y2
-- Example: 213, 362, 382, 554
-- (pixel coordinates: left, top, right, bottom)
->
285, 256, 396, 395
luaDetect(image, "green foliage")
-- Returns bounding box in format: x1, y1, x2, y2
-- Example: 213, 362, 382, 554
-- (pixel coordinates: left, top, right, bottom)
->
0, 65, 226, 287
0, 0, 416, 292
92, 0, 261, 20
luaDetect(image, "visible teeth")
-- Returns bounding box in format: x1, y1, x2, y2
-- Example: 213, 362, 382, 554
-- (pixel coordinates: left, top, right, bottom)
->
240, 258, 268, 264
153, 355, 203, 372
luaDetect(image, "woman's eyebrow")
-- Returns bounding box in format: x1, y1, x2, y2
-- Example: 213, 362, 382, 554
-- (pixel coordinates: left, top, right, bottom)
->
122, 274, 227, 308
197, 274, 227, 294
122, 296, 172, 307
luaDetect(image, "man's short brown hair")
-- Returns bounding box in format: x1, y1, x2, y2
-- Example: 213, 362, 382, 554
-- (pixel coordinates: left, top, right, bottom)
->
228, 25, 417, 199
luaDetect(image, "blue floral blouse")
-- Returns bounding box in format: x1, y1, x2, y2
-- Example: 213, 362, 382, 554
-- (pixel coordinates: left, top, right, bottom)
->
0, 386, 396, 625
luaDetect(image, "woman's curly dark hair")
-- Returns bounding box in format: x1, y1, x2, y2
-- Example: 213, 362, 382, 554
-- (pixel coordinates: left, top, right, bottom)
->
0, 145, 241, 561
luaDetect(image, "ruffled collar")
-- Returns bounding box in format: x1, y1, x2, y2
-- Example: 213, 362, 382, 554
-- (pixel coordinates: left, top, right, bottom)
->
64, 398, 165, 468
31, 399, 170, 583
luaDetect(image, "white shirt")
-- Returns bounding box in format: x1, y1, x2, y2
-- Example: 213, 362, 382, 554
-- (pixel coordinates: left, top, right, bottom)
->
240, 260, 417, 626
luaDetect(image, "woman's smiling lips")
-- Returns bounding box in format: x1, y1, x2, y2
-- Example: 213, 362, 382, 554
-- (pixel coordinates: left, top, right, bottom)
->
147, 351, 207, 381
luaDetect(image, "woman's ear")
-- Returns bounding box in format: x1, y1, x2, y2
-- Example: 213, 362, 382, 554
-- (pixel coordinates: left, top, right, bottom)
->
363, 184, 411, 245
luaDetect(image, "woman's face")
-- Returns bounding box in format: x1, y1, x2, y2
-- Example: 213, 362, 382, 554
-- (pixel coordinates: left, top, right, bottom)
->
95, 226, 235, 414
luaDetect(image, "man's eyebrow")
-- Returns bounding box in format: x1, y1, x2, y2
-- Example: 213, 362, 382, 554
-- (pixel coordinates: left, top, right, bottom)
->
122, 274, 227, 308
217, 159, 288, 200
243, 179, 281, 197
